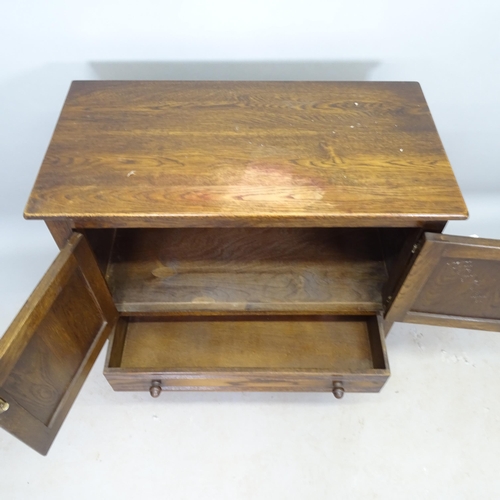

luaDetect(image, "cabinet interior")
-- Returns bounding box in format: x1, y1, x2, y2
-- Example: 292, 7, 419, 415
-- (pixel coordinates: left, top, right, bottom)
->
85, 227, 420, 316
84, 226, 416, 391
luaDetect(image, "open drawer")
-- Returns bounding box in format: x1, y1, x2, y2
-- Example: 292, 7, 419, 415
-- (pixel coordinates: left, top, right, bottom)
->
103, 314, 390, 396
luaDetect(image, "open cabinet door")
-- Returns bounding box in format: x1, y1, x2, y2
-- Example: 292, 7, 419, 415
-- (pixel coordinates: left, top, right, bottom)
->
385, 233, 500, 333
0, 233, 117, 455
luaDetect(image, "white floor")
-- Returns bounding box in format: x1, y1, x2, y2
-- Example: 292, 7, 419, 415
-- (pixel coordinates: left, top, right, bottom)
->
1, 194, 500, 499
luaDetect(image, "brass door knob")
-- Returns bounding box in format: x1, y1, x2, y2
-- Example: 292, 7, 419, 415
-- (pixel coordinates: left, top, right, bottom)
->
332, 382, 344, 399
0, 398, 9, 413
149, 381, 162, 398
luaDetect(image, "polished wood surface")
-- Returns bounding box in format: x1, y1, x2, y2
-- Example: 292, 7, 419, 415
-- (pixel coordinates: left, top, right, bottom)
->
104, 315, 389, 392
25, 81, 467, 227
385, 233, 500, 332
0, 234, 117, 455
105, 228, 388, 314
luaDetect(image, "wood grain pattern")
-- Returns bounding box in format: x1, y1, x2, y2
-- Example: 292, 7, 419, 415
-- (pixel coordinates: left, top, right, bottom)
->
45, 220, 74, 249
403, 312, 500, 332
104, 315, 389, 393
104, 371, 388, 393
384, 233, 500, 333
2, 269, 103, 426
25, 81, 467, 227
0, 234, 117, 455
105, 227, 388, 314
82, 228, 117, 274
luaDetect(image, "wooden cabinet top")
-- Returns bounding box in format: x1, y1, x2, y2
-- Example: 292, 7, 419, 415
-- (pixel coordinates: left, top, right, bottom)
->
24, 81, 467, 227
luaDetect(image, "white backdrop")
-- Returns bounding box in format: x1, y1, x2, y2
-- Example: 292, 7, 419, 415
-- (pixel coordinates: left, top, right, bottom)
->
1, 0, 499, 217
1, 2, 500, 498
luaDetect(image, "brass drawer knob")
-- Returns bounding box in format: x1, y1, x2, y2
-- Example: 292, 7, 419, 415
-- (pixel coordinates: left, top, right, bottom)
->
332, 382, 344, 399
0, 398, 9, 413
149, 380, 162, 398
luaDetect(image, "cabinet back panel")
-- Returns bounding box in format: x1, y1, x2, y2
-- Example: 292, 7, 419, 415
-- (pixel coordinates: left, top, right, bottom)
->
105, 228, 388, 314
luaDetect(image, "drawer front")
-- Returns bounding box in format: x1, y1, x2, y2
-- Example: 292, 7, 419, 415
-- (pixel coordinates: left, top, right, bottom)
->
104, 371, 388, 393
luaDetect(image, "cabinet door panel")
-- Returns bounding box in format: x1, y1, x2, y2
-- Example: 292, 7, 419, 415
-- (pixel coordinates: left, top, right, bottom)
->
385, 233, 500, 332
0, 233, 117, 454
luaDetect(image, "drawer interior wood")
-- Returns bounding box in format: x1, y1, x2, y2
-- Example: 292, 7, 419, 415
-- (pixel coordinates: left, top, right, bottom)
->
104, 315, 389, 392
101, 228, 391, 315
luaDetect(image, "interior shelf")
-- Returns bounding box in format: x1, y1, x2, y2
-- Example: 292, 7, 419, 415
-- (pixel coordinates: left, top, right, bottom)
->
103, 228, 389, 314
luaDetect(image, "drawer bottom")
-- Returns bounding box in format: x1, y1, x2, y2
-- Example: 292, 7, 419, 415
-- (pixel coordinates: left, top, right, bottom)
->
104, 315, 389, 395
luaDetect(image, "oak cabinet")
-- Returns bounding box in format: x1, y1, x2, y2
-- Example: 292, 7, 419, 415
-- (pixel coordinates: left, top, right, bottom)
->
1, 82, 498, 455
